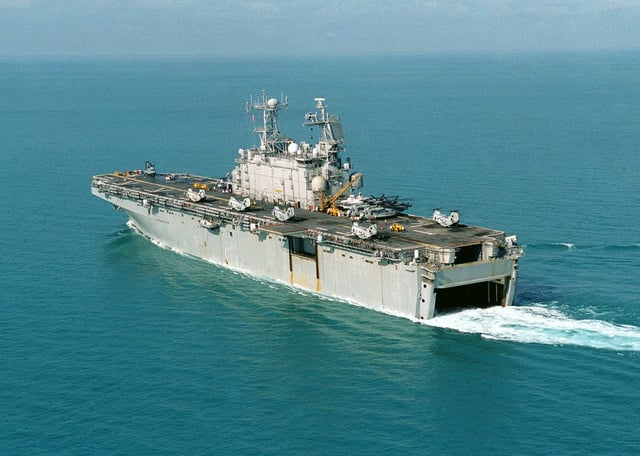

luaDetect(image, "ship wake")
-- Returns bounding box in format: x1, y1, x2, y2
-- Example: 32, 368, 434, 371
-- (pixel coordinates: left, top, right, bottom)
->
424, 306, 640, 352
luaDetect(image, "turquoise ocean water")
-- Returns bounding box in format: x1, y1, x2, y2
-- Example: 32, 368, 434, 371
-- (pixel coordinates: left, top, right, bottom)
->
1, 52, 639, 454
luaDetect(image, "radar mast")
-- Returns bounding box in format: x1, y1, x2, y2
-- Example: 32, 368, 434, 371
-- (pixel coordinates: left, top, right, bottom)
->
247, 90, 288, 154
304, 97, 345, 158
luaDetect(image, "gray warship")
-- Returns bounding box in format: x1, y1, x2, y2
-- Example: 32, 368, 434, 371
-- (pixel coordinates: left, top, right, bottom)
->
91, 92, 524, 320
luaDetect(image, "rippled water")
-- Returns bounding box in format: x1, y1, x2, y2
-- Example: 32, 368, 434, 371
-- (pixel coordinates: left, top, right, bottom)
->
1, 52, 639, 455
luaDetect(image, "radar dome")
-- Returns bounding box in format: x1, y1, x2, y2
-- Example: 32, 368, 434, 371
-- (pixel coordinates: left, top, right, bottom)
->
287, 142, 299, 154
267, 98, 279, 107
311, 175, 329, 192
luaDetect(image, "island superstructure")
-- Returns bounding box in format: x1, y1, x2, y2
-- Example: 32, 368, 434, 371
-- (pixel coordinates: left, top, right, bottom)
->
91, 92, 524, 320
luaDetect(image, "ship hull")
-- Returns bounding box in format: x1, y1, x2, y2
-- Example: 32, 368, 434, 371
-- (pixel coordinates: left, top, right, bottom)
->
94, 187, 520, 321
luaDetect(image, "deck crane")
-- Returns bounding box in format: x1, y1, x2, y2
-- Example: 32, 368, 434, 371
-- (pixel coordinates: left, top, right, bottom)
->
318, 173, 362, 214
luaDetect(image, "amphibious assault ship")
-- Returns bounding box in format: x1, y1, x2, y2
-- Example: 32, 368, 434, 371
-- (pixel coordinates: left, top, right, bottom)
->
92, 93, 524, 320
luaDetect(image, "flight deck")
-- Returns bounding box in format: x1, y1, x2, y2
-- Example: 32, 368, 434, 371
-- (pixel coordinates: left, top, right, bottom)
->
93, 171, 520, 266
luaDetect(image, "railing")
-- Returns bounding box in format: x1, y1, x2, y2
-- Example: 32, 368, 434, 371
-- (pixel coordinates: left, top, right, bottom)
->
92, 178, 238, 225
92, 176, 525, 264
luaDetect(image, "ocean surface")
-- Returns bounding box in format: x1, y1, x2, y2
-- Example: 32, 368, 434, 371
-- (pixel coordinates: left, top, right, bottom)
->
1, 52, 639, 455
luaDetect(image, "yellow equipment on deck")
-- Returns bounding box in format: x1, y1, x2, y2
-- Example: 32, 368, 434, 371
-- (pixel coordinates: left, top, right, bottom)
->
318, 173, 362, 213
193, 182, 210, 191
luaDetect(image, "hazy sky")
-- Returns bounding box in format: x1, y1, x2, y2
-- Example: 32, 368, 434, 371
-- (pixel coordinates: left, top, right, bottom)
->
1, 0, 639, 56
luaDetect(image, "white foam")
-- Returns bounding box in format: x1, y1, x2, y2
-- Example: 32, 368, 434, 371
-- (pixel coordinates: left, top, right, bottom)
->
424, 306, 640, 351
554, 242, 575, 249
